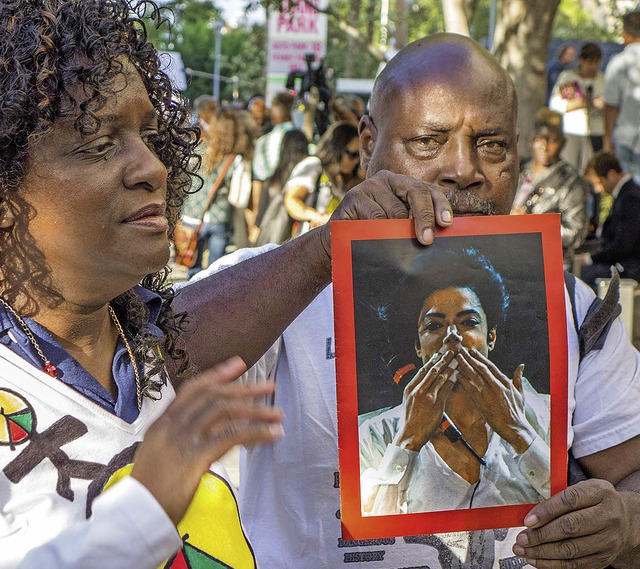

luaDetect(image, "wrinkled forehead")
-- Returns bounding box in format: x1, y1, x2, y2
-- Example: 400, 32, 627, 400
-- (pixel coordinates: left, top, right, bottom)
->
25, 67, 154, 169
394, 62, 511, 111
58, 56, 140, 117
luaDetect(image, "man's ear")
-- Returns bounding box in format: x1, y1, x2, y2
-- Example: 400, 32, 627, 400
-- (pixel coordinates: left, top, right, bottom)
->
358, 115, 377, 174
0, 200, 15, 230
487, 327, 497, 351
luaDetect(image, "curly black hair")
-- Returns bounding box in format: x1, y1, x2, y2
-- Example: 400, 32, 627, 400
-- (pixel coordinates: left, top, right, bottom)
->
402, 245, 510, 333
0, 0, 201, 390
370, 243, 510, 358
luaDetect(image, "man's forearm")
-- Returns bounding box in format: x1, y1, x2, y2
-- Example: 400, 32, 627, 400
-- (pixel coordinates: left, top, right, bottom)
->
172, 229, 331, 374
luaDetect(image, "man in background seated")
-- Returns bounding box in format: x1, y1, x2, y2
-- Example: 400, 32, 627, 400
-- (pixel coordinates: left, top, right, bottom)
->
580, 151, 640, 287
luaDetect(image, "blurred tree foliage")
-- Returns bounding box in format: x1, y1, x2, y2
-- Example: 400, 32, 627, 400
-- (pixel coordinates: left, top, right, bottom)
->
219, 25, 268, 101
552, 0, 621, 41
145, 0, 624, 106
144, 0, 266, 104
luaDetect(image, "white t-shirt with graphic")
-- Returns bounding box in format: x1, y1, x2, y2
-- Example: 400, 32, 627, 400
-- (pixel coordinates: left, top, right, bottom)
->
0, 346, 252, 569
198, 245, 640, 569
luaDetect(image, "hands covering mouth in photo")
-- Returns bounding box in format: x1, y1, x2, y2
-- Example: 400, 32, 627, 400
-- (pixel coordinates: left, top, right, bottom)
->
431, 325, 464, 383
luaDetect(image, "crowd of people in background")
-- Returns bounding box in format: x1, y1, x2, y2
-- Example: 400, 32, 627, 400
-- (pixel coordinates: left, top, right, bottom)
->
517, 9, 640, 286
179, 9, 640, 289
4, 0, 640, 566
178, 87, 367, 275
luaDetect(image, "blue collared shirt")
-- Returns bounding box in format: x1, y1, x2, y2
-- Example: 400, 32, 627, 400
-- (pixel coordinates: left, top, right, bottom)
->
0, 286, 164, 423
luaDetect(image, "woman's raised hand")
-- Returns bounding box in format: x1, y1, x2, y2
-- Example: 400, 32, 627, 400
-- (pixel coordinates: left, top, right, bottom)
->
131, 356, 283, 525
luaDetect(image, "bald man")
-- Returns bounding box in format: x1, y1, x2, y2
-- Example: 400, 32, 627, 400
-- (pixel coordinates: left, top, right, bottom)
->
191, 34, 640, 569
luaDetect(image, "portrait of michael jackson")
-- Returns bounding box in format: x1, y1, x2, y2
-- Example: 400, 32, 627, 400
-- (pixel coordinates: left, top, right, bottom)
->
355, 240, 551, 516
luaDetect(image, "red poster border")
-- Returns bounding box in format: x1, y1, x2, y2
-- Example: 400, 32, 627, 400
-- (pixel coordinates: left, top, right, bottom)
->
331, 215, 568, 540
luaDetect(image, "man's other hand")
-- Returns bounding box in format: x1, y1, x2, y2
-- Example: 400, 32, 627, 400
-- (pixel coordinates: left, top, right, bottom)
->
513, 479, 637, 568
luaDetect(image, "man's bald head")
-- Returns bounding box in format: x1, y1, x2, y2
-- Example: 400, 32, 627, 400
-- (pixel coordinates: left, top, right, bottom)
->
369, 33, 517, 124
359, 33, 520, 216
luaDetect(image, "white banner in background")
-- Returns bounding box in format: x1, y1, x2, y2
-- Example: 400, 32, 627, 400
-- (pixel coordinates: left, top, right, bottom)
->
266, 0, 328, 104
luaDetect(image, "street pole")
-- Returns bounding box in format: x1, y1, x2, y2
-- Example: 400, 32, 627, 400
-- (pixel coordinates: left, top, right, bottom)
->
231, 76, 239, 101
213, 20, 223, 101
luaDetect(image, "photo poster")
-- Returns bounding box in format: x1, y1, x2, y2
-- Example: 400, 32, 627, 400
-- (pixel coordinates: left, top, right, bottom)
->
331, 215, 568, 540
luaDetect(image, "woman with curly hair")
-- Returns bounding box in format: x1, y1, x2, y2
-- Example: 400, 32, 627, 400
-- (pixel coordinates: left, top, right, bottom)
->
0, 1, 446, 566
0, 1, 285, 567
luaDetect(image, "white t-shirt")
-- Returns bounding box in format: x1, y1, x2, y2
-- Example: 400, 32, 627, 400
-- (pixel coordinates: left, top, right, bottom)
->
604, 43, 640, 152
195, 245, 640, 569
359, 386, 550, 515
549, 69, 605, 136
0, 346, 252, 569
0, 347, 180, 568
284, 156, 339, 217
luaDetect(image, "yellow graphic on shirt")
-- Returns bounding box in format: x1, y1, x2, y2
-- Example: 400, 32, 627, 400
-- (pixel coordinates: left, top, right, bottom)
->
103, 465, 256, 568
0, 388, 36, 450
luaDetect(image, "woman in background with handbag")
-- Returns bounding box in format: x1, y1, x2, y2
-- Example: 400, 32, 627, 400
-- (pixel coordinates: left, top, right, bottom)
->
254, 130, 310, 246
179, 106, 257, 277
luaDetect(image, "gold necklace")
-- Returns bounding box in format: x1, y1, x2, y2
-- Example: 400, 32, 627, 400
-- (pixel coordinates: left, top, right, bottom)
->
108, 305, 143, 411
0, 298, 58, 378
0, 299, 142, 410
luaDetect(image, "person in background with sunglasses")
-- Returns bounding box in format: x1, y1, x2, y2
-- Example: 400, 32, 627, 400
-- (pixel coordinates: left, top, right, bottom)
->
511, 107, 591, 269
284, 121, 362, 236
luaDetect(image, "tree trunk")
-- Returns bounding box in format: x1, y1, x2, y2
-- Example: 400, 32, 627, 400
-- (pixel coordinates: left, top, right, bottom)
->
443, 0, 471, 36
365, 0, 376, 45
395, 0, 408, 49
344, 0, 363, 77
301, 0, 387, 62
491, 0, 560, 156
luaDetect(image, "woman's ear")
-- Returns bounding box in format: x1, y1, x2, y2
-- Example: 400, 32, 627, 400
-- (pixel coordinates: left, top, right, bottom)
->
487, 327, 497, 351
0, 200, 15, 229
